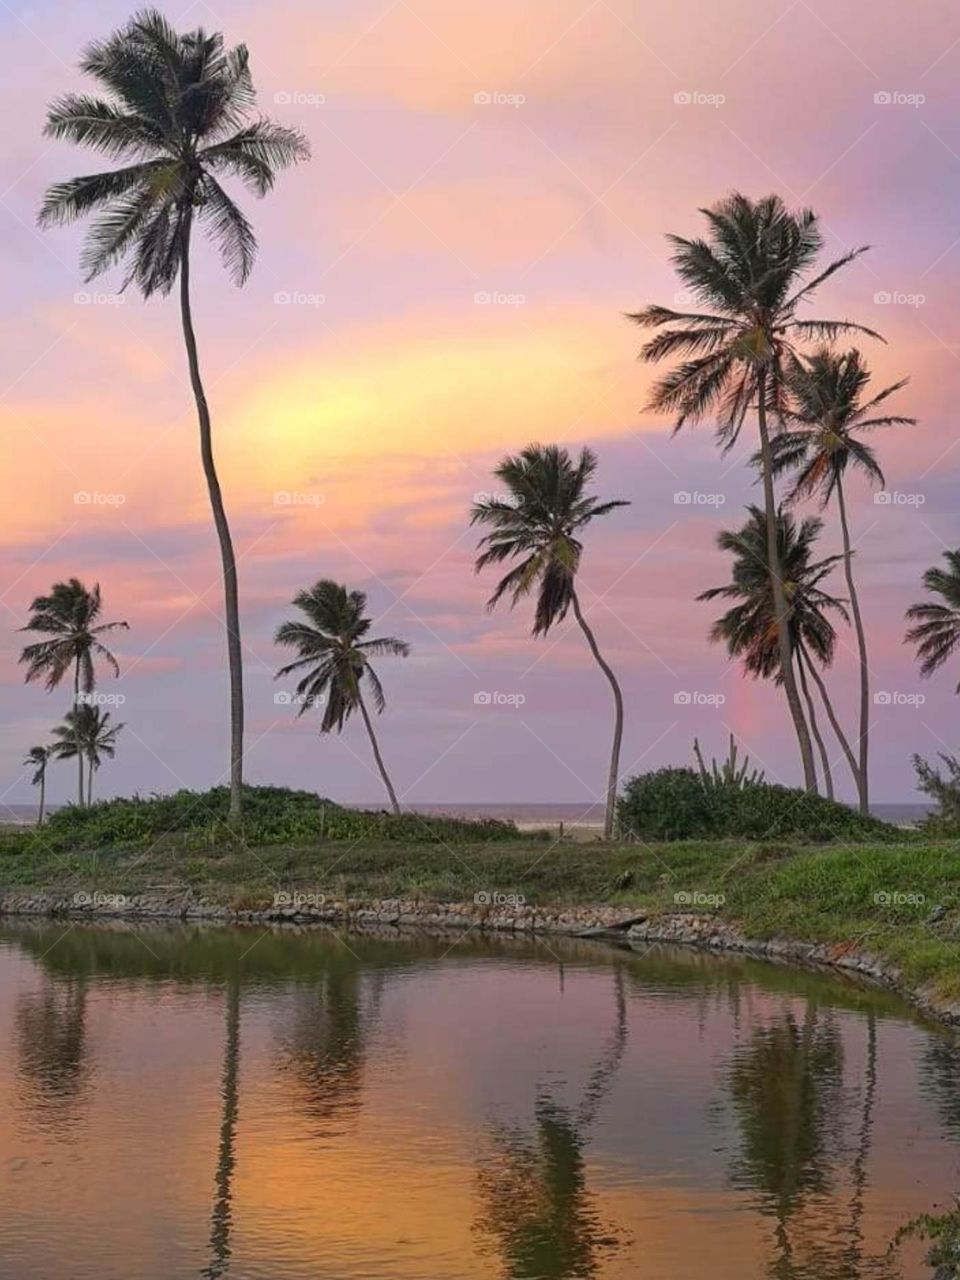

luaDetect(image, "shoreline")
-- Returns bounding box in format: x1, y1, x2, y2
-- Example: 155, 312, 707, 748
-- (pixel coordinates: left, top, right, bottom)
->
3, 888, 956, 1029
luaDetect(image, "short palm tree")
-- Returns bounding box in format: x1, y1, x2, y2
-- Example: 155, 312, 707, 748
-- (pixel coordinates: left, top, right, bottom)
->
23, 746, 51, 826
39, 10, 309, 818
19, 579, 128, 805
769, 348, 914, 812
699, 506, 857, 799
630, 193, 881, 792
471, 444, 629, 839
906, 550, 960, 690
51, 704, 124, 807
275, 582, 409, 813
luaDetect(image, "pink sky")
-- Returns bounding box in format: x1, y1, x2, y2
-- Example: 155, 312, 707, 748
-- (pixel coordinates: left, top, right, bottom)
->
1, 0, 959, 807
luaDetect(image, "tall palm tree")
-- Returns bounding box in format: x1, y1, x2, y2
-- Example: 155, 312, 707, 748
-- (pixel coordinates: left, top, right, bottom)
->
769, 348, 915, 813
39, 10, 310, 818
23, 745, 51, 826
274, 581, 409, 813
19, 579, 128, 805
699, 506, 859, 799
471, 445, 629, 839
906, 550, 960, 690
51, 704, 124, 806
630, 193, 881, 791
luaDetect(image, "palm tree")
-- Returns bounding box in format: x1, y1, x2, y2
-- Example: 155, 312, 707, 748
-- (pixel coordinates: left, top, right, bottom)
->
39, 11, 310, 818
471, 445, 629, 839
274, 581, 409, 813
630, 193, 881, 792
906, 550, 960, 690
768, 348, 915, 813
699, 506, 859, 799
51, 704, 124, 806
23, 746, 51, 826
19, 579, 128, 805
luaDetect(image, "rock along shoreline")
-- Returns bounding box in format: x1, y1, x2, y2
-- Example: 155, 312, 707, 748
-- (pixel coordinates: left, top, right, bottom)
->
2, 889, 957, 1027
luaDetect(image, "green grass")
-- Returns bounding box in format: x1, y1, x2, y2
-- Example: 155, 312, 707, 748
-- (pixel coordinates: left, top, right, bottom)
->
3, 823, 960, 1000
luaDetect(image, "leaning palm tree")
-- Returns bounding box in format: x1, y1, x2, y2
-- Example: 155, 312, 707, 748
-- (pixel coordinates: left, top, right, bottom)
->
699, 506, 858, 799
39, 10, 310, 818
274, 582, 409, 813
630, 193, 881, 791
23, 746, 51, 826
51, 704, 124, 806
906, 550, 960, 690
768, 348, 914, 813
19, 579, 128, 805
471, 444, 629, 839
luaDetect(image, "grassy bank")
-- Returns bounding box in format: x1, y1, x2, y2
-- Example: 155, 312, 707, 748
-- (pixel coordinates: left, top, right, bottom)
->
4, 822, 960, 1000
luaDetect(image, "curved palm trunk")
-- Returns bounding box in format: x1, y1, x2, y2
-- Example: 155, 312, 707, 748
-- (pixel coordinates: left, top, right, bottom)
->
37, 769, 45, 827
180, 209, 244, 819
797, 638, 860, 796
835, 478, 870, 814
73, 658, 84, 806
757, 374, 817, 792
356, 691, 401, 814
571, 590, 624, 839
795, 648, 833, 800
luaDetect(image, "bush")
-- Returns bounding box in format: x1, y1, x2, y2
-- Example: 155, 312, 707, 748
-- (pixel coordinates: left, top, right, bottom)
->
617, 768, 896, 843
913, 753, 960, 835
27, 786, 523, 850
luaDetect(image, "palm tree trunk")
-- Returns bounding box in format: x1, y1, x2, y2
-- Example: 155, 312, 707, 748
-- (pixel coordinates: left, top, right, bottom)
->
179, 208, 244, 819
757, 372, 817, 792
205, 972, 241, 1280
571, 589, 624, 839
835, 477, 869, 814
356, 691, 401, 814
37, 770, 45, 827
797, 638, 860, 796
795, 649, 833, 800
86, 761, 93, 808
73, 658, 84, 806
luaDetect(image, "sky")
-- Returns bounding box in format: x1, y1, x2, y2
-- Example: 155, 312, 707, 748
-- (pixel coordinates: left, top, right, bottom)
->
1, 0, 960, 809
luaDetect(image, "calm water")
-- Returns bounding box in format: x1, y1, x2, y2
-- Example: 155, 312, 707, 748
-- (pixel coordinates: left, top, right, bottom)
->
0, 921, 957, 1279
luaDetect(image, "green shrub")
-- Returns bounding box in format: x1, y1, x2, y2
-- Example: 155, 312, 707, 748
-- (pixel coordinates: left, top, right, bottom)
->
617, 768, 896, 843
26, 786, 523, 850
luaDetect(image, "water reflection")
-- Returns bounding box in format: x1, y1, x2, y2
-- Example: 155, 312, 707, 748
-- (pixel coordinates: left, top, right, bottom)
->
0, 922, 956, 1279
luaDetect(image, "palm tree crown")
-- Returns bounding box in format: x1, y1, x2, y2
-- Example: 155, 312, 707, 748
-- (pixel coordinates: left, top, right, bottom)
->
470, 444, 628, 636
275, 582, 409, 734
52, 704, 124, 768
906, 551, 960, 690
19, 579, 128, 692
629, 193, 880, 446
23, 745, 50, 786
699, 505, 847, 679
38, 8, 309, 293
769, 348, 915, 503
